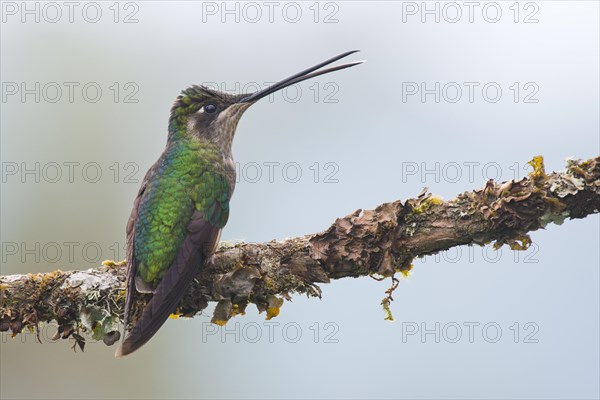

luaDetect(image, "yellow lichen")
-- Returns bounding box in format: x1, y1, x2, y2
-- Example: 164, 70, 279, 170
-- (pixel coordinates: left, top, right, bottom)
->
412, 195, 444, 214
527, 155, 546, 179
382, 297, 394, 321
381, 275, 400, 321
266, 307, 280, 320
40, 270, 61, 286
230, 303, 246, 317
493, 234, 532, 251
508, 235, 532, 251
212, 319, 227, 327
102, 260, 126, 268
397, 263, 413, 278
114, 290, 126, 303
266, 296, 284, 320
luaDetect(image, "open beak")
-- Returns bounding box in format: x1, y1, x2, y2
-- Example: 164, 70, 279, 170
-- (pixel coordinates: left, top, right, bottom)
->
239, 50, 364, 103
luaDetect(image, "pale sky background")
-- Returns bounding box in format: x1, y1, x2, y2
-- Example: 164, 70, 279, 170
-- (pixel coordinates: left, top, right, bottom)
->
1, 1, 599, 399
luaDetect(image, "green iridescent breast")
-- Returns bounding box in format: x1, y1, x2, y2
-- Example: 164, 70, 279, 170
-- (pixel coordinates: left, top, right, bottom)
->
133, 138, 232, 285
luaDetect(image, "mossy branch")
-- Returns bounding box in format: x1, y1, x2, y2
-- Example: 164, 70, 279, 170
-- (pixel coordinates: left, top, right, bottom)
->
1, 156, 598, 350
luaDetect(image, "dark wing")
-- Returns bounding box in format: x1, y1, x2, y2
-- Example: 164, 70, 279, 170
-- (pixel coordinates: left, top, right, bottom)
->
115, 210, 221, 357
121, 167, 153, 334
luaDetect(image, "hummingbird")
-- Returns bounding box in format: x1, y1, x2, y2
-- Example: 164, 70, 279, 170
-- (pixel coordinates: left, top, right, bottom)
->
116, 50, 363, 357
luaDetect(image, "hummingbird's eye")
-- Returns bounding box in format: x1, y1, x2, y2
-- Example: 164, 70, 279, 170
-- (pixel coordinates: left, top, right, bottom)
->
203, 104, 217, 114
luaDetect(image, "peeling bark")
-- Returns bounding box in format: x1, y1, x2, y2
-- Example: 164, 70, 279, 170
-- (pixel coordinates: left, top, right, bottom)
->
1, 156, 598, 350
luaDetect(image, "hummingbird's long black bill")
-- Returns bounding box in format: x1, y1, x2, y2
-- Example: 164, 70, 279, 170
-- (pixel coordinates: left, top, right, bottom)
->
239, 50, 364, 103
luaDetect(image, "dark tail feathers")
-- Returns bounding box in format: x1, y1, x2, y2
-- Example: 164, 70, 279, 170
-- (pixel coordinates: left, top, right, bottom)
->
115, 238, 203, 357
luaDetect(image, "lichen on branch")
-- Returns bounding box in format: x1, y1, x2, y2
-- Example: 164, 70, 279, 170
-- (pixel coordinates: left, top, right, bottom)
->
1, 156, 598, 350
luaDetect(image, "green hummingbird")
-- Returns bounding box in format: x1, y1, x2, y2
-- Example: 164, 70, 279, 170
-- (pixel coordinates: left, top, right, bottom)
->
116, 51, 363, 357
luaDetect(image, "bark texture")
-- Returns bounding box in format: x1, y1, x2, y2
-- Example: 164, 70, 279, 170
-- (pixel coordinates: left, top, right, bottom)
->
1, 156, 598, 349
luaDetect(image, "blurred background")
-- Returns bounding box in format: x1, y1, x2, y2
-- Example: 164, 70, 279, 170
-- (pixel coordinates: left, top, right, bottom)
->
1, 1, 598, 399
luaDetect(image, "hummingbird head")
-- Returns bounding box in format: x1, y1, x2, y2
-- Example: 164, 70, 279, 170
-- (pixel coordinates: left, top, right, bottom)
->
169, 50, 364, 151
169, 86, 251, 151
